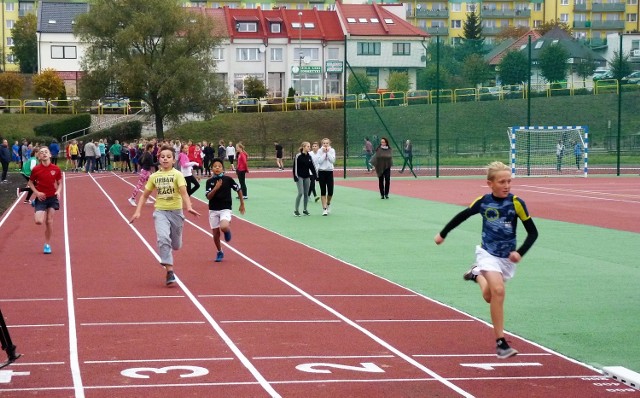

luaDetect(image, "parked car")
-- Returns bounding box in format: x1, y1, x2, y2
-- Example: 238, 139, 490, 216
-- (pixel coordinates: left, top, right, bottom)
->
622, 71, 640, 84
592, 69, 613, 81
23, 99, 57, 113
90, 97, 131, 114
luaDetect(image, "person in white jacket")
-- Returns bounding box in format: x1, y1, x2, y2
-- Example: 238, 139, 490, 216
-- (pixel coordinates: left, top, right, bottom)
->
178, 144, 200, 196
226, 142, 236, 171
316, 138, 336, 216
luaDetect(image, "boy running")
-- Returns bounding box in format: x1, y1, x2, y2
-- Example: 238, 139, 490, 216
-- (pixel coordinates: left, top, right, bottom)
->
129, 145, 200, 286
434, 161, 538, 359
28, 146, 63, 254
205, 158, 245, 262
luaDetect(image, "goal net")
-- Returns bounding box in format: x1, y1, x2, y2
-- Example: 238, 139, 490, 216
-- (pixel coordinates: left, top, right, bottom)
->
508, 126, 588, 177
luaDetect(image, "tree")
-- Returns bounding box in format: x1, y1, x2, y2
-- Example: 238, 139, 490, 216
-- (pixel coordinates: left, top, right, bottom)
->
0, 73, 25, 98
416, 64, 451, 90
462, 54, 492, 87
538, 43, 569, 83
32, 68, 64, 100
386, 71, 410, 92
244, 76, 267, 99
497, 50, 529, 85
74, 0, 224, 139
347, 71, 372, 94
536, 19, 572, 36
11, 14, 38, 73
608, 51, 632, 81
456, 12, 485, 62
575, 54, 596, 87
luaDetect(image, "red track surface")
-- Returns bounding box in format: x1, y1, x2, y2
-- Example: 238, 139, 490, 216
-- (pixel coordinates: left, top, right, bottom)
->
0, 171, 638, 397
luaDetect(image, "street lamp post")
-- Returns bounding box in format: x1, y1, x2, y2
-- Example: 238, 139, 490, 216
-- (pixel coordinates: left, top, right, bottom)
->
298, 11, 303, 96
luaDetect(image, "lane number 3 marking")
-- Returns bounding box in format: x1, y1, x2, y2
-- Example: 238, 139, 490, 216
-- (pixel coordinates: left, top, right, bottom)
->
296, 362, 385, 374
121, 365, 209, 379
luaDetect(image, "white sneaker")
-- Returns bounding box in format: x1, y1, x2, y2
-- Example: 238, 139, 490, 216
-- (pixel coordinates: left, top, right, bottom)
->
128, 197, 136, 207
327, 205, 331, 214
145, 198, 154, 204
322, 209, 328, 216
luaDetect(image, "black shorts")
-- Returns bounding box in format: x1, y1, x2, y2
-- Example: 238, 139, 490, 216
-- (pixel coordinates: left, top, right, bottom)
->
71, 155, 78, 160
228, 156, 235, 163
34, 196, 60, 212
113, 155, 121, 162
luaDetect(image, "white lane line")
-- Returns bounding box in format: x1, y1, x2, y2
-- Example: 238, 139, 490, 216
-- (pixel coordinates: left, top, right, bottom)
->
181, 223, 475, 398
414, 353, 552, 358
63, 172, 85, 398
84, 357, 234, 364
516, 187, 640, 204
77, 295, 184, 300
219, 320, 342, 324
0, 298, 64, 302
9, 324, 65, 328
0, 191, 25, 228
91, 173, 282, 398
252, 355, 396, 360
315, 294, 418, 297
198, 294, 300, 298
80, 321, 205, 326
519, 184, 640, 199
356, 319, 474, 323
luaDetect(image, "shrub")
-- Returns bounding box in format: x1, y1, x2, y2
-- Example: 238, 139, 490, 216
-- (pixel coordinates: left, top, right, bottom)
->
33, 114, 91, 140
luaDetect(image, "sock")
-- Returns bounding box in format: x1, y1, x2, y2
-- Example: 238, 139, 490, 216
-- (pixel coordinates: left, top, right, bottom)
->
496, 338, 509, 349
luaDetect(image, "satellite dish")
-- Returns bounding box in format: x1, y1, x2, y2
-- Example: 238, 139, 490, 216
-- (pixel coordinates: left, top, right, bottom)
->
259, 45, 266, 53
303, 56, 311, 64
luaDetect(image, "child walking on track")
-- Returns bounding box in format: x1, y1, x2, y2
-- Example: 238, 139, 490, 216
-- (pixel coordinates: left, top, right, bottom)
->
434, 161, 538, 359
28, 146, 63, 254
205, 158, 245, 263
129, 145, 200, 286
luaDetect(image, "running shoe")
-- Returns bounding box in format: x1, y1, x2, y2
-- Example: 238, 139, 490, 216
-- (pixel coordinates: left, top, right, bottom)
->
327, 205, 331, 214
496, 346, 518, 359
128, 197, 136, 207
224, 229, 232, 242
322, 209, 328, 216
302, 210, 310, 216
166, 271, 176, 285
294, 211, 301, 217
43, 244, 51, 254
463, 265, 478, 283
215, 251, 224, 262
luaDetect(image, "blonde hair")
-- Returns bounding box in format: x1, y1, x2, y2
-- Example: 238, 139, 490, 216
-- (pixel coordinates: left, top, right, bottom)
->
299, 141, 310, 152
487, 161, 510, 180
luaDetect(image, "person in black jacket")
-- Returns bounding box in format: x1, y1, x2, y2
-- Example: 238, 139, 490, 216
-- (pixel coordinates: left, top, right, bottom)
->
292, 141, 317, 216
0, 139, 11, 182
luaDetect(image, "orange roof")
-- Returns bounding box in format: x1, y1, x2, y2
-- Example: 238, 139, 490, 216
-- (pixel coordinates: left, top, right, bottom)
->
336, 2, 429, 38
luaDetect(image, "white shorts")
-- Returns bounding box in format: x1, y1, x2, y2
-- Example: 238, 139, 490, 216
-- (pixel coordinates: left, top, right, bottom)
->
208, 209, 232, 229
474, 245, 516, 281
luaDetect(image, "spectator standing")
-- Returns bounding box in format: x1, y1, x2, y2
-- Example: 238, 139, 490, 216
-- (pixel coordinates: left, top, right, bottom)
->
128, 143, 155, 206
226, 141, 236, 171
400, 139, 413, 173
205, 158, 245, 262
217, 139, 226, 161
69, 139, 79, 171
308, 141, 320, 202
0, 139, 11, 182
18, 149, 38, 203
316, 138, 336, 216
573, 141, 582, 170
28, 146, 63, 254
555, 140, 564, 172
109, 140, 122, 171
129, 145, 200, 285
202, 141, 214, 177
363, 137, 373, 172
370, 137, 393, 199
12, 141, 20, 170
236, 143, 249, 199
83, 140, 97, 173
49, 139, 60, 165
275, 141, 284, 170
292, 141, 317, 216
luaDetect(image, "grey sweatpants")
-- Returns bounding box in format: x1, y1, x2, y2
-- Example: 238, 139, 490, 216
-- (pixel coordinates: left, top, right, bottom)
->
295, 177, 310, 212
153, 209, 185, 266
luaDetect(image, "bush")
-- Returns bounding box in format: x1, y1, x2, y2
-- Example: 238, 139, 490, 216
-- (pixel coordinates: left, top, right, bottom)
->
33, 114, 91, 140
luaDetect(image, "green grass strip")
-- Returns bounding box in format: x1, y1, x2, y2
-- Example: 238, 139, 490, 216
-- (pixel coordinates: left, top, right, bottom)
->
196, 177, 640, 373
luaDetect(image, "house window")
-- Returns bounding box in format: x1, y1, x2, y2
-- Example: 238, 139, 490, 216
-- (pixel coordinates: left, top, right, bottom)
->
6, 38, 13, 46
451, 3, 461, 11
628, 0, 637, 4
560, 0, 569, 5
451, 20, 462, 28
533, 20, 542, 27
236, 48, 261, 61
270, 23, 281, 33
466, 3, 477, 12
5, 2, 14, 11
271, 47, 283, 61
392, 43, 411, 56
6, 54, 15, 63
328, 47, 339, 60
6, 20, 14, 29
366, 68, 379, 89
357, 42, 381, 55
51, 45, 77, 59
560, 13, 569, 22
213, 47, 224, 60
298, 48, 320, 61
236, 22, 257, 32
533, 3, 542, 10
627, 13, 637, 22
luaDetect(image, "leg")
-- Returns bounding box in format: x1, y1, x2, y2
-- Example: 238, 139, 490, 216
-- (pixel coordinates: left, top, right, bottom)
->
302, 178, 310, 211
295, 178, 304, 212
154, 211, 175, 271
383, 168, 391, 196
44, 207, 55, 245
378, 175, 385, 197
479, 270, 507, 340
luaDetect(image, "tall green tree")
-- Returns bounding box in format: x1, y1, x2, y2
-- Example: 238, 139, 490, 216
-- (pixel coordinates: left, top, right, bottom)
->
11, 14, 38, 73
244, 76, 267, 99
575, 54, 596, 87
456, 12, 485, 62
416, 64, 451, 90
608, 51, 632, 81
538, 43, 569, 83
74, 0, 225, 138
462, 54, 492, 87
497, 50, 529, 85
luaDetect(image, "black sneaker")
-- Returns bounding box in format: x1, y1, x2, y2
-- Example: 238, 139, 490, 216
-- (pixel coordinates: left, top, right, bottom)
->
166, 271, 176, 285
302, 210, 310, 216
496, 346, 518, 359
293, 211, 301, 217
463, 265, 478, 282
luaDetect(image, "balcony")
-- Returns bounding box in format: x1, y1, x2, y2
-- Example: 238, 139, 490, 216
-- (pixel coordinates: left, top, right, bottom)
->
424, 27, 449, 35
482, 27, 502, 35
592, 3, 626, 12
481, 9, 531, 18
591, 20, 625, 29
573, 20, 592, 28
573, 3, 589, 11
415, 9, 449, 18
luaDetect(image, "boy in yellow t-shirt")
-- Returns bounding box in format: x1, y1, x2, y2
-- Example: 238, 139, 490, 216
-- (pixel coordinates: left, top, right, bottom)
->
129, 145, 200, 285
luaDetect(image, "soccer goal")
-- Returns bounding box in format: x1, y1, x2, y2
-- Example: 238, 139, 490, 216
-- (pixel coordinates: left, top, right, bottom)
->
508, 126, 588, 177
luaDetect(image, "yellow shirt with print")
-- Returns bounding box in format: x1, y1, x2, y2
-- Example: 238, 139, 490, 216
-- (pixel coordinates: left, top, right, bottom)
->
145, 168, 187, 210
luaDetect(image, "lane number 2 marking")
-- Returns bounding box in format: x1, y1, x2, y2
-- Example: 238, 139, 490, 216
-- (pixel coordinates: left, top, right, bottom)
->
296, 362, 385, 374
121, 365, 209, 379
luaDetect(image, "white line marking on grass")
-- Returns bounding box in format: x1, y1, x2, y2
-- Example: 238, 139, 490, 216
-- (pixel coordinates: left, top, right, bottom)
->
91, 174, 282, 398
180, 223, 475, 398
63, 172, 85, 398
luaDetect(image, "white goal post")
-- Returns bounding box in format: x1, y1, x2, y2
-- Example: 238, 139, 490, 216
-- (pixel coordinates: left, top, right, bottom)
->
508, 126, 588, 177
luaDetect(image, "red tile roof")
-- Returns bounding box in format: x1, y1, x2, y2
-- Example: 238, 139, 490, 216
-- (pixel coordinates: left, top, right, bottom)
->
336, 2, 428, 38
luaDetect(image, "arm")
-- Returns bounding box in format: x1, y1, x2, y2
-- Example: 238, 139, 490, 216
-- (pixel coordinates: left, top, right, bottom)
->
510, 218, 538, 262
206, 179, 223, 200
179, 185, 200, 216
128, 188, 153, 223
434, 207, 475, 244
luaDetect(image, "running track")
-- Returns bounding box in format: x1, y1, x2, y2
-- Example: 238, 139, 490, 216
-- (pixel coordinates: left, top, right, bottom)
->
0, 171, 637, 397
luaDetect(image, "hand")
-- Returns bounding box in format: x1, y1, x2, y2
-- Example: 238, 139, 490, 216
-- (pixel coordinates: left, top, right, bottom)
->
129, 211, 140, 224
238, 203, 246, 215
434, 234, 444, 245
508, 251, 522, 263
187, 207, 201, 217
294, 177, 298, 182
